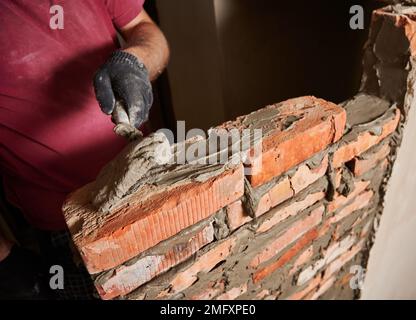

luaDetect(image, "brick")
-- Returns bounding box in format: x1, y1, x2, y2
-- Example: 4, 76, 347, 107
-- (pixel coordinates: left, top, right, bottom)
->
256, 290, 270, 299
216, 283, 248, 300
95, 223, 215, 300
268, 176, 294, 208
157, 236, 237, 298
332, 108, 400, 168
257, 191, 325, 233
297, 235, 356, 286
216, 96, 346, 187
323, 239, 365, 281
334, 168, 343, 190
349, 143, 390, 176
226, 200, 252, 231
326, 191, 373, 226
253, 228, 318, 284
255, 154, 328, 218
289, 245, 314, 276
250, 206, 324, 268
188, 280, 225, 300
253, 155, 327, 217
372, 7, 416, 57
291, 155, 328, 194
63, 164, 244, 274
307, 276, 335, 300
327, 180, 370, 213
286, 276, 321, 300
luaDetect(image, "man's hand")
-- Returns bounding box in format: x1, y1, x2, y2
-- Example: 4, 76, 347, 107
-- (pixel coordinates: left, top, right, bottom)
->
94, 10, 169, 130
93, 50, 153, 129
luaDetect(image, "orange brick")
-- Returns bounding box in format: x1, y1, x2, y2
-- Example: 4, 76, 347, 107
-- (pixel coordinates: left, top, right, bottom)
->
268, 176, 294, 208
257, 191, 325, 233
334, 168, 343, 190
157, 236, 237, 298
289, 245, 314, 276
323, 239, 365, 281
307, 276, 335, 300
256, 289, 271, 299
286, 275, 322, 300
226, 200, 252, 231
291, 155, 328, 194
189, 280, 225, 300
217, 96, 345, 187
250, 98, 345, 187
372, 7, 416, 57
253, 155, 327, 218
327, 191, 373, 225
95, 223, 215, 300
253, 228, 318, 284
250, 206, 324, 268
349, 143, 390, 176
327, 180, 370, 212
216, 283, 248, 300
63, 164, 244, 274
333, 108, 399, 168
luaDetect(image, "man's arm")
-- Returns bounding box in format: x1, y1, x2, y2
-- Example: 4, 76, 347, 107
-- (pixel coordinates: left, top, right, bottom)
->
120, 10, 169, 81
93, 10, 169, 131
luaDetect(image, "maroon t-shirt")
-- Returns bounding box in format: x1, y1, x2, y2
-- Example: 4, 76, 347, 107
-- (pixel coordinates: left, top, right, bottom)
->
0, 0, 144, 230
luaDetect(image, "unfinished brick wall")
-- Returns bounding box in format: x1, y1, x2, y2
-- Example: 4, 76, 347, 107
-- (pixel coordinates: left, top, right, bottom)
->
63, 4, 415, 300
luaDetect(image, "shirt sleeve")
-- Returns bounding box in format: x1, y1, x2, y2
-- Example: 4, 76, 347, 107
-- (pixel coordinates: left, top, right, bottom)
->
104, 0, 145, 29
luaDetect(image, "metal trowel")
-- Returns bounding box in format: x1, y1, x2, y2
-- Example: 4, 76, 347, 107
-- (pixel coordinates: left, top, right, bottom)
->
111, 100, 143, 141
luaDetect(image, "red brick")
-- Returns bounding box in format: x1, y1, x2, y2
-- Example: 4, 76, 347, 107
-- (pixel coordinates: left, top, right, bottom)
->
253, 228, 318, 284
372, 7, 416, 57
327, 180, 370, 213
349, 143, 390, 176
332, 108, 400, 168
323, 239, 365, 281
289, 245, 314, 276
250, 206, 324, 268
250, 98, 345, 187
286, 276, 321, 300
217, 96, 345, 187
327, 191, 373, 225
334, 168, 343, 190
257, 191, 325, 233
226, 200, 252, 231
290, 155, 328, 194
297, 235, 356, 286
63, 165, 244, 274
253, 155, 327, 217
307, 276, 335, 300
256, 289, 271, 299
189, 280, 225, 300
268, 176, 294, 208
95, 223, 215, 300
157, 236, 237, 298
216, 283, 248, 300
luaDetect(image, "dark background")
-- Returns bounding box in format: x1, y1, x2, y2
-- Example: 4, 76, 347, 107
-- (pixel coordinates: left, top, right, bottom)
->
146, 0, 382, 132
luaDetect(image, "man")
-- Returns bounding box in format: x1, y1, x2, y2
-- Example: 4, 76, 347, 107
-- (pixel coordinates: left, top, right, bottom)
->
0, 0, 169, 298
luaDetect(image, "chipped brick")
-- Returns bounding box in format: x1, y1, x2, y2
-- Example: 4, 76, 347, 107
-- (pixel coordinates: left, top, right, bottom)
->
250, 206, 324, 268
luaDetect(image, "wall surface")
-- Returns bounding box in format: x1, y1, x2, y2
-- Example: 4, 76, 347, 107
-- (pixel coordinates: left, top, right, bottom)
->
362, 95, 416, 299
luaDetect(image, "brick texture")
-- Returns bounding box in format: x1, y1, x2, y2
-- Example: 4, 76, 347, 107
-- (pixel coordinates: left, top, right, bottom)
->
62, 21, 405, 300
64, 164, 244, 274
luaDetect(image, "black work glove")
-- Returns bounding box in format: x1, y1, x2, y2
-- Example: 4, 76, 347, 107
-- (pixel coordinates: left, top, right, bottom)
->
93, 50, 153, 129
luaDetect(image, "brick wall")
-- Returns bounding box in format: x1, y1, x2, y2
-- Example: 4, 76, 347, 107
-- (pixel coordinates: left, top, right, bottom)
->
62, 5, 415, 300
